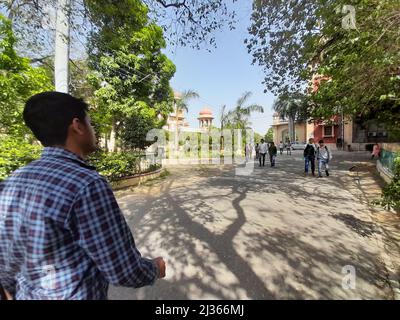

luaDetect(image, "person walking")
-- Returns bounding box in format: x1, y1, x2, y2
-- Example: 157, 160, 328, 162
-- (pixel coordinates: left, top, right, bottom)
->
255, 143, 260, 160
259, 139, 268, 167
245, 143, 253, 162
316, 139, 332, 178
286, 141, 292, 155
304, 138, 316, 176
0, 92, 166, 300
371, 143, 381, 160
269, 142, 278, 167
279, 141, 284, 155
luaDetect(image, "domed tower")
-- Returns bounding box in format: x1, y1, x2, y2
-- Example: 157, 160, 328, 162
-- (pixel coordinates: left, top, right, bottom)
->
198, 107, 214, 129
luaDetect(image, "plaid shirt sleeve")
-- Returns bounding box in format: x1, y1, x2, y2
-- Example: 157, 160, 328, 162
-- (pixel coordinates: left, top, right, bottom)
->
71, 178, 158, 288
0, 271, 16, 297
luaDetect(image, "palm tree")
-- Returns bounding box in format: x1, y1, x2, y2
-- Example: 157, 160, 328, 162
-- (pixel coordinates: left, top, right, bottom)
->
173, 90, 199, 152
223, 92, 264, 156
174, 90, 200, 116
225, 92, 264, 129
273, 93, 308, 143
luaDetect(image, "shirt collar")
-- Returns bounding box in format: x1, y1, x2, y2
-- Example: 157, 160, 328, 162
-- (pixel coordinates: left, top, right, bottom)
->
41, 147, 96, 170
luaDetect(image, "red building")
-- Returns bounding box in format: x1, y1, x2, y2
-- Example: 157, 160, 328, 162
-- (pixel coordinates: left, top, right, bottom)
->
308, 115, 343, 148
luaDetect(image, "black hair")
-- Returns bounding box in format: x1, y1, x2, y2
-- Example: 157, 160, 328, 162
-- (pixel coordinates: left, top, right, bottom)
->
319, 140, 324, 144
23, 92, 89, 146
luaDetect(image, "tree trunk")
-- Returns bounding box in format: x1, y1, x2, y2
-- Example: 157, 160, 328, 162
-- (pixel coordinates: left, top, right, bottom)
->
174, 103, 179, 157
104, 133, 108, 151
288, 116, 295, 142
109, 118, 117, 152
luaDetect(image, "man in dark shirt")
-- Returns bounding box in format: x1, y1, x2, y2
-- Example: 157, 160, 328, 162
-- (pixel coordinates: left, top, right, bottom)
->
0, 92, 165, 299
303, 138, 316, 176
268, 142, 278, 167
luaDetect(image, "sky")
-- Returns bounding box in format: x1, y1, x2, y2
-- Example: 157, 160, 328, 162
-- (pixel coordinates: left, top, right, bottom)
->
164, 2, 276, 135
1, 1, 276, 135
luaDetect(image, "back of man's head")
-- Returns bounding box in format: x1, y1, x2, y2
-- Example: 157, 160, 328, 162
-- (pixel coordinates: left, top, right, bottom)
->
23, 92, 88, 147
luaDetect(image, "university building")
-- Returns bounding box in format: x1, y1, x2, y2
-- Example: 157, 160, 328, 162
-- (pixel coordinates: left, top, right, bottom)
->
163, 107, 214, 133
272, 74, 395, 150
272, 113, 394, 151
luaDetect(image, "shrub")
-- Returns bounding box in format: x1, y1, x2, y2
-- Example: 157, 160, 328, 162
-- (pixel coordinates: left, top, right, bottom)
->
0, 140, 161, 184
89, 151, 142, 182
90, 151, 162, 182
378, 153, 400, 212
0, 136, 42, 181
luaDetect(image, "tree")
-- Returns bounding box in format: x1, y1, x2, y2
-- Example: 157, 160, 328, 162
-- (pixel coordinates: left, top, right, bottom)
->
225, 91, 264, 129
272, 93, 308, 142
173, 89, 199, 151
219, 105, 228, 131
310, 0, 400, 132
1, 0, 239, 62
143, 0, 238, 50
246, 0, 321, 96
247, 0, 400, 130
377, 153, 400, 212
174, 89, 199, 117
86, 0, 176, 152
265, 128, 274, 143
0, 14, 52, 136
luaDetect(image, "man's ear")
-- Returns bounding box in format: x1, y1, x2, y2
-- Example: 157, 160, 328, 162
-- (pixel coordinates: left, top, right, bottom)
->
70, 118, 86, 136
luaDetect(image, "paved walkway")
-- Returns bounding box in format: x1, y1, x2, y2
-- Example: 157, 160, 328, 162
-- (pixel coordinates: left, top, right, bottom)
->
109, 151, 399, 299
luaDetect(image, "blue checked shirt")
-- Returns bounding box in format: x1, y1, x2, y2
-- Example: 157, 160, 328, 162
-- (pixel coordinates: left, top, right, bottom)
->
0, 147, 158, 300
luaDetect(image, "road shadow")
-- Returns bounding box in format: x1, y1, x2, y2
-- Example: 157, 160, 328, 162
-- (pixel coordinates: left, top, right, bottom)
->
109, 151, 394, 299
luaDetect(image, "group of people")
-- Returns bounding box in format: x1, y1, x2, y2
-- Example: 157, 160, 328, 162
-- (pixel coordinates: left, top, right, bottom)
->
248, 138, 333, 178
303, 138, 333, 178
278, 141, 292, 156
251, 139, 278, 167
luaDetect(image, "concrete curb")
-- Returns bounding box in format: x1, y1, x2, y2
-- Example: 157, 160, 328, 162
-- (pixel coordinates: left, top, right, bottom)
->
348, 169, 400, 300
111, 168, 164, 190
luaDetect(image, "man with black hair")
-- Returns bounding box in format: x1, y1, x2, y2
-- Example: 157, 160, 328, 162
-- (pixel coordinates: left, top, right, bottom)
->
268, 142, 278, 167
259, 139, 268, 167
316, 140, 332, 178
0, 92, 165, 300
304, 138, 316, 176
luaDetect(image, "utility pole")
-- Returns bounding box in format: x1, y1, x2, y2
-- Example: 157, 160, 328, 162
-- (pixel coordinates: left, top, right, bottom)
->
54, 0, 70, 93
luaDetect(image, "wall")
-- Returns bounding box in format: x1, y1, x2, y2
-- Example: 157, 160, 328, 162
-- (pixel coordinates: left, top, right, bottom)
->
295, 123, 307, 143
273, 122, 307, 145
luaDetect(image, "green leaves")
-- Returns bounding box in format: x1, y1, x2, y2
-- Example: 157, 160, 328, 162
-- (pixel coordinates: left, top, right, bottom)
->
247, 0, 399, 130
89, 150, 143, 182
0, 136, 42, 182
0, 14, 52, 137
87, 1, 175, 151
377, 152, 400, 211
225, 92, 264, 129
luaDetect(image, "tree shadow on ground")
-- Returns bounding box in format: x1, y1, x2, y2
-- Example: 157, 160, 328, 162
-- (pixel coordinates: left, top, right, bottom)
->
330, 213, 381, 238
109, 152, 394, 300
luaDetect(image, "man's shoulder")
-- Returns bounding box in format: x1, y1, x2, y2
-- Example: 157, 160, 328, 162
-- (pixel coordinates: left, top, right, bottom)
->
9, 156, 103, 194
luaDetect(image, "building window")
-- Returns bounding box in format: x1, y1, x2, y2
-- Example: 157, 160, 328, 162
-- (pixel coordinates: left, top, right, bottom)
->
323, 125, 334, 137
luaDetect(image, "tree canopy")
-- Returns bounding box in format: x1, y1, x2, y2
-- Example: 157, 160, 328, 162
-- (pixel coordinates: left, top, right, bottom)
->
0, 14, 52, 136
86, 0, 176, 150
247, 0, 400, 130
225, 92, 264, 130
